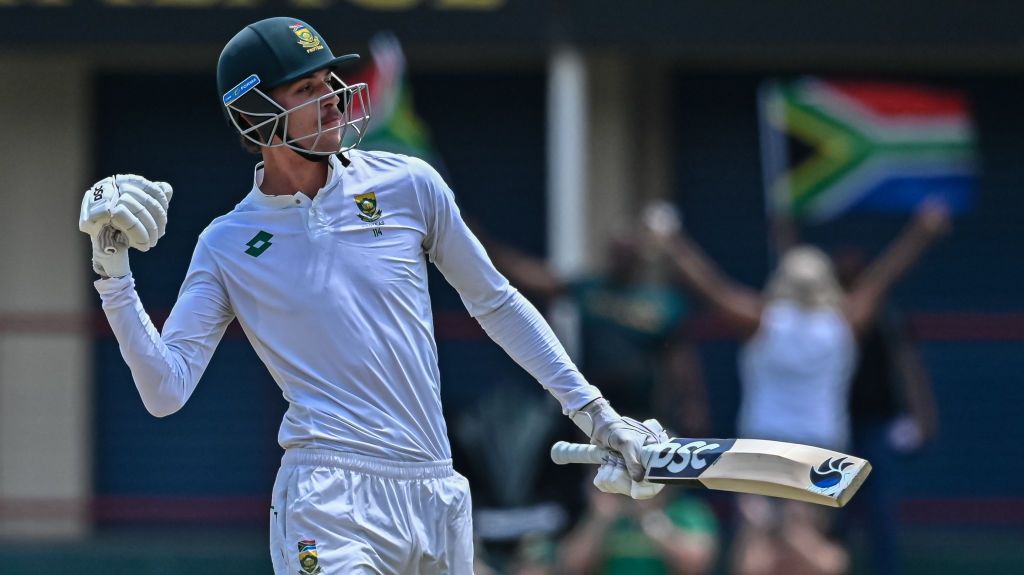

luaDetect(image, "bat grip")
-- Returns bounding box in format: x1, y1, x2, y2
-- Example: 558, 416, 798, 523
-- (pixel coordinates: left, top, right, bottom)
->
550, 441, 609, 465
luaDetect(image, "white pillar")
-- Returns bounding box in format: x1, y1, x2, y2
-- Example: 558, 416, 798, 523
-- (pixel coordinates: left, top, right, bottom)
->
546, 46, 588, 278
545, 46, 589, 359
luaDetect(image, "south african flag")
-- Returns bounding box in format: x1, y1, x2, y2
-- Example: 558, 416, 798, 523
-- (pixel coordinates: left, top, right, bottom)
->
759, 78, 977, 222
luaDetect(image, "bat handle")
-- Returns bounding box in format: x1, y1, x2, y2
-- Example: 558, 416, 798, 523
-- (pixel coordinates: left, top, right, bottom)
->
550, 441, 609, 465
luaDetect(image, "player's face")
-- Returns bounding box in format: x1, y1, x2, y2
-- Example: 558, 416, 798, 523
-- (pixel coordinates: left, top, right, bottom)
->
271, 69, 343, 153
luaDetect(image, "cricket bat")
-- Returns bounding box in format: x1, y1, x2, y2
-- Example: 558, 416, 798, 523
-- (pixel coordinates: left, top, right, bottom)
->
551, 438, 871, 508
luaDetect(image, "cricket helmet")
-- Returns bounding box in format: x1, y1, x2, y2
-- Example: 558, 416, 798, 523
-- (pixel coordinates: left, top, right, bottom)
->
217, 17, 371, 157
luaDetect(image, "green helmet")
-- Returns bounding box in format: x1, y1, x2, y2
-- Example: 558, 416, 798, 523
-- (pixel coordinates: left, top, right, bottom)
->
217, 17, 371, 157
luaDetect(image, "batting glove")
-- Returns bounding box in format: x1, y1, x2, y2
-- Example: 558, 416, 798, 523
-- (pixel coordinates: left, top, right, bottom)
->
88, 226, 130, 278
572, 398, 669, 499
79, 175, 173, 277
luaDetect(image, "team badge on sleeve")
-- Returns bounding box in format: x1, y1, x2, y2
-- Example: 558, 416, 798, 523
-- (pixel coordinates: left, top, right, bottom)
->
297, 539, 322, 574
354, 192, 383, 222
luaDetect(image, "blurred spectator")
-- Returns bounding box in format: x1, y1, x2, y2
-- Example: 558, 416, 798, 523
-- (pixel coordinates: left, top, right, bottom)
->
833, 247, 940, 575
505, 532, 559, 575
558, 485, 719, 575
832, 246, 939, 454
469, 223, 714, 570
478, 225, 711, 436
643, 200, 950, 575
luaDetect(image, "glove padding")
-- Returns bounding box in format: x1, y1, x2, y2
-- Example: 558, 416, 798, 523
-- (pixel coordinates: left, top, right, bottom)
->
89, 225, 130, 278
79, 174, 173, 277
571, 398, 669, 499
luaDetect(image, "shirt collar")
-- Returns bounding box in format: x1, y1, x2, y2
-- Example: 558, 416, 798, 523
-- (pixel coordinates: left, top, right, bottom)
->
243, 154, 346, 210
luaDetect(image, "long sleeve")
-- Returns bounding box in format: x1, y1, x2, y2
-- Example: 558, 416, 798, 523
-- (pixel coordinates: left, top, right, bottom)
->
94, 240, 234, 417
475, 291, 602, 414
413, 158, 601, 414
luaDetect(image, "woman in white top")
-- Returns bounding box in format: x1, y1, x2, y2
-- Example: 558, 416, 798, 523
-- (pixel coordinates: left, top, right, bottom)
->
644, 201, 950, 575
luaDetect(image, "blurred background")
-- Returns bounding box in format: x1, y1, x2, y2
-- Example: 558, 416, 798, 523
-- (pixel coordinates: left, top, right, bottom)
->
1, 1, 1022, 573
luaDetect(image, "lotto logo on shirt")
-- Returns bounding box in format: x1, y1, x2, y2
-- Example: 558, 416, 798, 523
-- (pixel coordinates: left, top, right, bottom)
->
245, 230, 274, 257
297, 539, 322, 574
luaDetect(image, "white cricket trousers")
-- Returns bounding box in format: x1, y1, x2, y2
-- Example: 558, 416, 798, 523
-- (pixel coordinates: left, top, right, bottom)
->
270, 448, 475, 575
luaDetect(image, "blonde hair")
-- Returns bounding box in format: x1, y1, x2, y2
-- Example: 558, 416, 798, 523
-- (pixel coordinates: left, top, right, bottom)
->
764, 245, 844, 309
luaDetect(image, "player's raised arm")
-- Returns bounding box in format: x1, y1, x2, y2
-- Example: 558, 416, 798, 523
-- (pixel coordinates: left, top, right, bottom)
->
80, 175, 235, 417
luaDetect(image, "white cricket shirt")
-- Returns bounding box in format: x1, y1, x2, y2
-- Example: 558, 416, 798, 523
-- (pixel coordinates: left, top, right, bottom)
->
95, 151, 600, 462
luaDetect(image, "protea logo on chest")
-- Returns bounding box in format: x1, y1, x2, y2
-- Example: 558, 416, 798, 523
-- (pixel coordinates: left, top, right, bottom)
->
354, 192, 383, 223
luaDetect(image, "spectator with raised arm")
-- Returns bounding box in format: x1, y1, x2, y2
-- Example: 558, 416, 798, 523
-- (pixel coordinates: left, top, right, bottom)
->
642, 200, 950, 575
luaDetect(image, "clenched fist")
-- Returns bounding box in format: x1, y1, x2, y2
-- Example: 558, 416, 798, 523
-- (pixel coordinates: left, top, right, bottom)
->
79, 174, 173, 277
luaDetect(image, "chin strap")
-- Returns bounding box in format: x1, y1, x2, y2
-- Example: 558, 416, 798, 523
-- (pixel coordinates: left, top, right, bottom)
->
293, 148, 332, 163
288, 148, 351, 166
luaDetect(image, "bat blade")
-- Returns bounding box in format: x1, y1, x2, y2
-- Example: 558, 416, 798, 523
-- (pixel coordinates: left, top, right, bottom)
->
551, 438, 871, 508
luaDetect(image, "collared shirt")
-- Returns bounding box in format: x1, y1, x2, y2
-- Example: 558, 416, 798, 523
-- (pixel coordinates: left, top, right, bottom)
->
96, 150, 598, 461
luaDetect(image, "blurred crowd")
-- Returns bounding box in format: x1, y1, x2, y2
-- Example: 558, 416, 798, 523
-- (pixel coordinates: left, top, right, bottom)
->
464, 199, 950, 575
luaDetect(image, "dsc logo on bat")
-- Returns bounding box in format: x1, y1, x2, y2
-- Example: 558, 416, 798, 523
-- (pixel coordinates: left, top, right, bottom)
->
645, 438, 737, 480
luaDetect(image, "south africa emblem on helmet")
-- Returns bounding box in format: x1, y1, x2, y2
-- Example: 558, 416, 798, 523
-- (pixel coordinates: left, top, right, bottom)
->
289, 23, 324, 54
297, 539, 323, 574
354, 192, 383, 222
